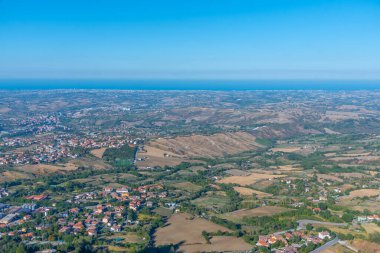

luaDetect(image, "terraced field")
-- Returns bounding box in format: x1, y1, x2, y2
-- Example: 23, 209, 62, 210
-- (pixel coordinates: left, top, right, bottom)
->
137, 131, 261, 167
149, 132, 260, 158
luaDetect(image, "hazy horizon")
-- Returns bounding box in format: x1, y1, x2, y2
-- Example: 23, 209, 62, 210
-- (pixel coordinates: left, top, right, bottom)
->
1, 78, 380, 90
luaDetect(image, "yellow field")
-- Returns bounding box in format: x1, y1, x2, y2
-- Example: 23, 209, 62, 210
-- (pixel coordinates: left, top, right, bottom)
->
90, 147, 107, 158
338, 172, 370, 178
179, 236, 252, 253
224, 206, 291, 219
136, 145, 186, 167
317, 174, 344, 182
14, 158, 111, 177
219, 173, 286, 186
0, 171, 32, 183
155, 213, 231, 246
338, 198, 380, 213
17, 163, 76, 174
154, 213, 253, 253
320, 244, 354, 253
271, 147, 301, 153
350, 239, 380, 253
106, 246, 128, 252
233, 186, 272, 198
137, 132, 262, 167
362, 223, 380, 234
277, 165, 303, 171
341, 189, 380, 200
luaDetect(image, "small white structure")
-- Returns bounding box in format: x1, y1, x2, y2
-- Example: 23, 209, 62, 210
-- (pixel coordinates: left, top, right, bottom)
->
318, 231, 331, 240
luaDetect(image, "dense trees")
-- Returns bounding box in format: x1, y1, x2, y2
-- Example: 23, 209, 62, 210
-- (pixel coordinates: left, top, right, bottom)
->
210, 216, 240, 230
0, 238, 21, 253
242, 215, 296, 235
103, 144, 136, 166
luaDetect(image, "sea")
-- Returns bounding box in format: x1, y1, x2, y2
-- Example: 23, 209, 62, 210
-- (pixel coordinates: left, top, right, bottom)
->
0, 79, 379, 90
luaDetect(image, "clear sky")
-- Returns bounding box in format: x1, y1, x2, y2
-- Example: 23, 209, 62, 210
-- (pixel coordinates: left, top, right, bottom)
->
0, 0, 379, 80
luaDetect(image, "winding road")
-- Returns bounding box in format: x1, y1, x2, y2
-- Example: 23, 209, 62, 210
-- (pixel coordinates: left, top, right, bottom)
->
297, 219, 347, 230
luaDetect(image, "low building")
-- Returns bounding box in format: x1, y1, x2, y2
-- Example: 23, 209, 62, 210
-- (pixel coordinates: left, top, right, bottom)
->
0, 214, 18, 224
256, 239, 269, 247
318, 231, 331, 240
22, 203, 37, 211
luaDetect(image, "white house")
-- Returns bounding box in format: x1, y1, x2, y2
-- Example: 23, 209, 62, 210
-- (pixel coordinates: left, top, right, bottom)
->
318, 231, 331, 240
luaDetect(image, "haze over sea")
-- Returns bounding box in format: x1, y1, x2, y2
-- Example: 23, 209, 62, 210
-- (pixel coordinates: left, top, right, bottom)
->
1, 79, 380, 91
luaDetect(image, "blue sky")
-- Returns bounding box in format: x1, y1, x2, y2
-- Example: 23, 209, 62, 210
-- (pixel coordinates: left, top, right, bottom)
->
0, 0, 379, 79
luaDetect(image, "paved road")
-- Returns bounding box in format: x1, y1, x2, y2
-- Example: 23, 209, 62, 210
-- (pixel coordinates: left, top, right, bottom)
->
297, 219, 347, 230
310, 238, 339, 253
339, 240, 359, 253
25, 240, 64, 246
273, 229, 295, 235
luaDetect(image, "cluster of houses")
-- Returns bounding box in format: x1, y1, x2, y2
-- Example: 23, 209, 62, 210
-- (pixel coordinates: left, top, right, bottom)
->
0, 130, 138, 165
0, 201, 50, 228
356, 214, 380, 223
0, 145, 77, 165
18, 115, 60, 127
57, 204, 132, 236
52, 184, 169, 236
2, 114, 63, 137
0, 182, 171, 239
0, 201, 55, 239
256, 231, 332, 252
66, 135, 136, 149
102, 184, 167, 211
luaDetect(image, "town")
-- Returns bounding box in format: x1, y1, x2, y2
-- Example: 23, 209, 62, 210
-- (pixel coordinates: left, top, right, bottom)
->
0, 90, 380, 252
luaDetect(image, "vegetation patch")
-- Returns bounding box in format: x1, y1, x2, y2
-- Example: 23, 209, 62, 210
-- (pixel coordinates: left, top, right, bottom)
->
103, 144, 136, 166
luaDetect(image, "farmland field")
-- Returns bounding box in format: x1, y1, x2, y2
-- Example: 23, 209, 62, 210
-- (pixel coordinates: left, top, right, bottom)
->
143, 132, 260, 159
191, 191, 230, 210
17, 163, 77, 175
136, 145, 187, 167
179, 236, 253, 253
171, 182, 202, 192
350, 239, 380, 253
223, 206, 291, 220
219, 173, 286, 186
0, 170, 32, 183
152, 207, 255, 253
362, 223, 380, 234
341, 189, 380, 200
271, 147, 301, 153
233, 186, 273, 198
320, 244, 355, 253
90, 147, 107, 158
154, 213, 231, 246
338, 198, 380, 213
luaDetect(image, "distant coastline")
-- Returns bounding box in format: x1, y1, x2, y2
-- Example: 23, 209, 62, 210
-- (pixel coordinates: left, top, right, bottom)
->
0, 79, 379, 90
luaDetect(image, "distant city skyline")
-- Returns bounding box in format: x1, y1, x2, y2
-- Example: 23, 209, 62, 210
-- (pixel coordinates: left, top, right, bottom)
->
0, 0, 379, 80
